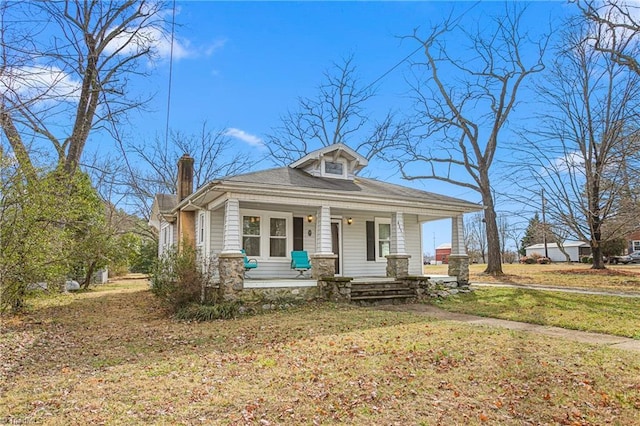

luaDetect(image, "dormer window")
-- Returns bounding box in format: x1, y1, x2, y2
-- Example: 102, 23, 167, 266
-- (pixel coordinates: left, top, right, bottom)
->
321, 158, 347, 178
325, 160, 343, 175
289, 143, 368, 181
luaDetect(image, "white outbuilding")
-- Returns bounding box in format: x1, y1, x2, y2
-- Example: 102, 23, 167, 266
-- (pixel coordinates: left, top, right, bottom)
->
525, 241, 591, 262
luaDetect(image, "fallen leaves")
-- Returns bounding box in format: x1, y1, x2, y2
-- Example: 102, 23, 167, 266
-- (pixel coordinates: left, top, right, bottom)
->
1, 279, 639, 425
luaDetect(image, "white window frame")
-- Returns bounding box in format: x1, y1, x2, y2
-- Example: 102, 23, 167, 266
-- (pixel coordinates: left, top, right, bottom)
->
197, 211, 205, 246
160, 222, 174, 251
374, 217, 391, 262
321, 158, 348, 179
632, 240, 640, 252
240, 209, 293, 261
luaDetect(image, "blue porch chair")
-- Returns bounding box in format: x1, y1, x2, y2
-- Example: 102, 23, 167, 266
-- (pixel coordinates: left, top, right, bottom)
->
241, 249, 258, 277
291, 250, 311, 278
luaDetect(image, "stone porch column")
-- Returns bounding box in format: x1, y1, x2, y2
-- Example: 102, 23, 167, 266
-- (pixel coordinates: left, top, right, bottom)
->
311, 205, 337, 279
218, 253, 244, 301
448, 214, 469, 284
219, 198, 243, 299
386, 212, 411, 278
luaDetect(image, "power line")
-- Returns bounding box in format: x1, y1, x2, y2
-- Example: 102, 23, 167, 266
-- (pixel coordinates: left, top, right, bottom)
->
363, 43, 424, 93
164, 0, 177, 146
362, 1, 480, 93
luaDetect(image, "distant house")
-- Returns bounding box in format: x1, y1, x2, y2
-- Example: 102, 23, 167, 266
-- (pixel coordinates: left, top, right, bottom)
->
525, 241, 591, 262
435, 243, 452, 264
149, 144, 481, 300
627, 230, 640, 254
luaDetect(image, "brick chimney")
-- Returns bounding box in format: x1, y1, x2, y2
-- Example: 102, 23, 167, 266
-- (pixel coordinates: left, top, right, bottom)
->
177, 153, 194, 201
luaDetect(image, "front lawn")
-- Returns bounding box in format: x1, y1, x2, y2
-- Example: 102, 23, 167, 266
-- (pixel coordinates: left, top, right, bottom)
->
0, 282, 640, 425
424, 263, 640, 292
434, 288, 640, 339
1, 279, 639, 425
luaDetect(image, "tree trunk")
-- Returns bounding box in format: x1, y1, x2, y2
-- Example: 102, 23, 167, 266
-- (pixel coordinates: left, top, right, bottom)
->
481, 188, 503, 275
589, 169, 606, 270
591, 244, 605, 269
82, 261, 97, 290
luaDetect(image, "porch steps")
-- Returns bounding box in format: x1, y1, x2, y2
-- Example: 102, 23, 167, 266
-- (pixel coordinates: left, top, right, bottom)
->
350, 281, 415, 305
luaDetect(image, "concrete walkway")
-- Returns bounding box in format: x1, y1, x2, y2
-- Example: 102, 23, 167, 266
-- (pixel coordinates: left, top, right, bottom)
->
375, 303, 640, 353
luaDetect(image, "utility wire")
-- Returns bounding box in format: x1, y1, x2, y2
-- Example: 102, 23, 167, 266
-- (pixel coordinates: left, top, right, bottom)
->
164, 0, 177, 146
362, 1, 480, 93
363, 43, 424, 93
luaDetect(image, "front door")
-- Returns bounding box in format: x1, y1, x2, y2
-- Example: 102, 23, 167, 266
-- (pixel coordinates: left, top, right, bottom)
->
331, 221, 341, 275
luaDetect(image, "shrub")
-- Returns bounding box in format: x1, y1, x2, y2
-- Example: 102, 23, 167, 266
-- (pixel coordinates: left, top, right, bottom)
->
502, 251, 517, 264
175, 301, 243, 321
150, 245, 205, 312
581, 256, 593, 264
537, 257, 551, 264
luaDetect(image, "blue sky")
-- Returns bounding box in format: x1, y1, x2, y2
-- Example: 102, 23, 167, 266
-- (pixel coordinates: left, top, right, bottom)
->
89, 2, 570, 252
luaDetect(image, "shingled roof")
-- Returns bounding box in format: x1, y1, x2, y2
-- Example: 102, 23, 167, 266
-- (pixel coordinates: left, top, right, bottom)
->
223, 167, 479, 208
154, 193, 178, 213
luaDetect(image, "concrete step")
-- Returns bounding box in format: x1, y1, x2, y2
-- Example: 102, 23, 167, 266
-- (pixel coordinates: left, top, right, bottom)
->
351, 282, 408, 291
351, 293, 415, 300
351, 288, 414, 297
350, 280, 415, 305
351, 293, 416, 306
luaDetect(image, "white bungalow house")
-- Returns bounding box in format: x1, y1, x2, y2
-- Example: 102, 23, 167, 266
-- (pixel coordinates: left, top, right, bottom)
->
525, 241, 591, 262
150, 144, 481, 301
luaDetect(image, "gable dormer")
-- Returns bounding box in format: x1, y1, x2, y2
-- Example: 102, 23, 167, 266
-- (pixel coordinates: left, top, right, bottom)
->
288, 143, 368, 180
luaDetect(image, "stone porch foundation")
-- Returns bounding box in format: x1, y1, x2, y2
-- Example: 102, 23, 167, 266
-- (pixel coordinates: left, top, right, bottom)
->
310, 254, 338, 280
218, 253, 244, 301
385, 254, 411, 278
447, 254, 470, 285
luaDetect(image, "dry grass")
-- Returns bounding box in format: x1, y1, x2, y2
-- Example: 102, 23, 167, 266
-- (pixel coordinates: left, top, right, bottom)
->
424, 263, 640, 292
2, 278, 640, 425
435, 287, 640, 338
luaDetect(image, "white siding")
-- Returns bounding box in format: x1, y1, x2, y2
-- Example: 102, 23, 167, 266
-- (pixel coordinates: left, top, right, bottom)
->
526, 245, 581, 262
207, 206, 424, 278
209, 210, 224, 254
158, 221, 176, 257
208, 208, 317, 279
525, 243, 580, 262
342, 213, 384, 276
341, 213, 422, 277
405, 215, 422, 275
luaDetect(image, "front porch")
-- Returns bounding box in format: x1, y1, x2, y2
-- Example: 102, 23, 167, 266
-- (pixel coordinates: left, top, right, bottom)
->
212, 273, 469, 306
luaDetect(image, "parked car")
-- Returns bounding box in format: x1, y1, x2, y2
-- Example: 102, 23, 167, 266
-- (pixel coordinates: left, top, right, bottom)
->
607, 254, 631, 264
607, 251, 640, 264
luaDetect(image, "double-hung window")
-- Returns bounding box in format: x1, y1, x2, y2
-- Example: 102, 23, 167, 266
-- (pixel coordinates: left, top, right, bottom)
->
241, 210, 292, 259
376, 219, 391, 260
197, 212, 205, 245
242, 215, 261, 257
160, 223, 174, 251
269, 218, 287, 257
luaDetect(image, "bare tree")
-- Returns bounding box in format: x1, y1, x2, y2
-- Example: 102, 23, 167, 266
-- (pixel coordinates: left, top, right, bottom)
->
266, 56, 401, 166
514, 16, 640, 269
576, 0, 640, 75
393, 5, 547, 275
549, 224, 573, 264
497, 213, 517, 262
0, 0, 168, 178
126, 123, 256, 224
465, 213, 487, 264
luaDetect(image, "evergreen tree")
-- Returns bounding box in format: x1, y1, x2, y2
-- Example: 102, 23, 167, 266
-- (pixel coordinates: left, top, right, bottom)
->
520, 213, 545, 255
